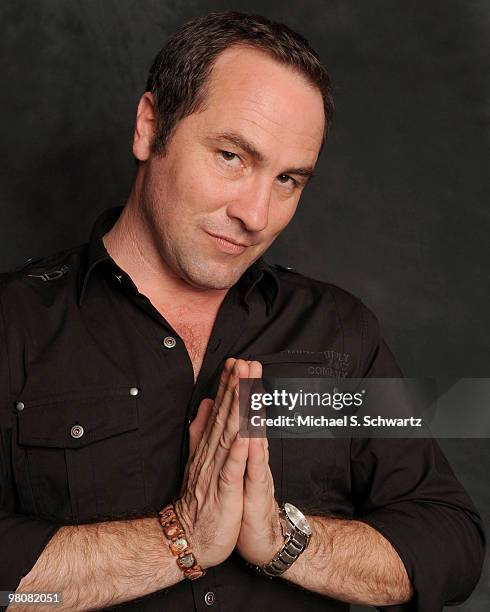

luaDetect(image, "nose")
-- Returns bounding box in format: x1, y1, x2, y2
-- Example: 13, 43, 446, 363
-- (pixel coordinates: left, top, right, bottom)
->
226, 176, 272, 233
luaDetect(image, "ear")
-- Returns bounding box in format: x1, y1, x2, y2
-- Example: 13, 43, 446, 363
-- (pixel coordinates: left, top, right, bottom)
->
133, 92, 157, 161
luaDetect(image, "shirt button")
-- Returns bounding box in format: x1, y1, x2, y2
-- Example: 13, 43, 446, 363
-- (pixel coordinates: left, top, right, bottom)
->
129, 387, 139, 396
163, 336, 177, 349
16, 401, 25, 411
204, 591, 216, 606
70, 424, 84, 439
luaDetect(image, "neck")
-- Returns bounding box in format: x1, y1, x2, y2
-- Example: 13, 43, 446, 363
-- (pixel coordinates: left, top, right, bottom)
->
102, 191, 228, 314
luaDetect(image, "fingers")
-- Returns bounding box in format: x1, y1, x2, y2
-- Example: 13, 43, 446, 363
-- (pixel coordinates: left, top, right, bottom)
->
184, 357, 263, 494
242, 435, 276, 540
245, 358, 269, 478
189, 398, 214, 457
181, 399, 213, 498
218, 432, 249, 496
245, 360, 264, 433
213, 357, 237, 412
245, 358, 272, 491
207, 360, 249, 459
201, 357, 236, 440
185, 358, 245, 495
246, 436, 271, 484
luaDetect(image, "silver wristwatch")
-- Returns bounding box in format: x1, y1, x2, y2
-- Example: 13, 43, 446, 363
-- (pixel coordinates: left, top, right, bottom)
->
253, 502, 312, 578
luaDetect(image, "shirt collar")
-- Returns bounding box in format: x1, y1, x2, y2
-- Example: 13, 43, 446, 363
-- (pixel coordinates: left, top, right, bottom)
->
78, 206, 280, 313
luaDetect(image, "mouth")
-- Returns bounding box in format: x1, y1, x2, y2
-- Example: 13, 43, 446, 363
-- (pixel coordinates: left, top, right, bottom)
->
206, 232, 250, 255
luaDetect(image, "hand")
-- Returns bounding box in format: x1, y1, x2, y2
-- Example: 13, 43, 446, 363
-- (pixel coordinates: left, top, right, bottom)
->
175, 358, 252, 569
236, 360, 284, 566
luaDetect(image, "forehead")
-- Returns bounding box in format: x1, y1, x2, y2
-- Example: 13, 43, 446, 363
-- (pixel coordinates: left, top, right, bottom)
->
194, 45, 325, 162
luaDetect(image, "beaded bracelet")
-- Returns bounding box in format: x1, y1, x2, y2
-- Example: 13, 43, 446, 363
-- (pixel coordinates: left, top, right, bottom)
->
158, 503, 205, 581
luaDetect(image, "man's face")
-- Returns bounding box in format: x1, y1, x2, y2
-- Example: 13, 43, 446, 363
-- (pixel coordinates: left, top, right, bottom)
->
137, 44, 325, 291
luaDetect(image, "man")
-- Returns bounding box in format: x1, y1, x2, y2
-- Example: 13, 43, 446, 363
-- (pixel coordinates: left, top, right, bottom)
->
0, 10, 484, 612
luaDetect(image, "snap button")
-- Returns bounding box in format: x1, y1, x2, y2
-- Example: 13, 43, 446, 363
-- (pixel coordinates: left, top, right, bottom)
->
129, 387, 139, 396
16, 401, 25, 411
163, 336, 176, 349
204, 591, 215, 606
70, 424, 84, 439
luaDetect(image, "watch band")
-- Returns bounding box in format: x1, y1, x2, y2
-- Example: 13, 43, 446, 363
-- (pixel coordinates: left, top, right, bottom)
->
252, 504, 311, 578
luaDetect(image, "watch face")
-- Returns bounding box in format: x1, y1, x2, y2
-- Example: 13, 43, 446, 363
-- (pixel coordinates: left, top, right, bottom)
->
284, 502, 312, 536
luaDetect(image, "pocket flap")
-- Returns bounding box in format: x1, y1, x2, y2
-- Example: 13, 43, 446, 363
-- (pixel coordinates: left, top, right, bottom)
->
17, 387, 139, 449
250, 352, 328, 364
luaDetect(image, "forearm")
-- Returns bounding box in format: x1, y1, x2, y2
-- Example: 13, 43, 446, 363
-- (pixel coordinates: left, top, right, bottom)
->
7, 516, 183, 611
280, 515, 413, 607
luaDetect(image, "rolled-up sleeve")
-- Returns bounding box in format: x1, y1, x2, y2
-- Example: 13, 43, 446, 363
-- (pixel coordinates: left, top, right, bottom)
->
351, 304, 486, 610
352, 436, 485, 611
0, 510, 61, 592
0, 294, 60, 592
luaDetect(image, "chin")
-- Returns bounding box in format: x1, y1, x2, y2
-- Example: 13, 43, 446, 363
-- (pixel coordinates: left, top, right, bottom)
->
184, 259, 243, 291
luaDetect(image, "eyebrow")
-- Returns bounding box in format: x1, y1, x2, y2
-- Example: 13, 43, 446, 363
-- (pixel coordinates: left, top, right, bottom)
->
206, 130, 316, 184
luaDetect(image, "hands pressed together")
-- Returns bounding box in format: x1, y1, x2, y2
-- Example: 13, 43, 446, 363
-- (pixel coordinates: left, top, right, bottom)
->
175, 357, 284, 570
172, 357, 415, 606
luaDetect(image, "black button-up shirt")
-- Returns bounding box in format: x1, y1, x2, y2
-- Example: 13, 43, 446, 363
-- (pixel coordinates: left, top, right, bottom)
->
0, 207, 485, 611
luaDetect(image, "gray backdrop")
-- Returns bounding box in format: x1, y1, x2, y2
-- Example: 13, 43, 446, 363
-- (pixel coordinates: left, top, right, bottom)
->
1, 1, 488, 610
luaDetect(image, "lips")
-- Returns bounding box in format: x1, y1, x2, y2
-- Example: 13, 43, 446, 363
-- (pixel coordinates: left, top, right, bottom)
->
206, 232, 250, 255
207, 232, 250, 247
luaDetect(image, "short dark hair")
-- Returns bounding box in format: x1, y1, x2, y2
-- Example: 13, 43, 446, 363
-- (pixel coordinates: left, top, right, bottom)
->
145, 11, 334, 158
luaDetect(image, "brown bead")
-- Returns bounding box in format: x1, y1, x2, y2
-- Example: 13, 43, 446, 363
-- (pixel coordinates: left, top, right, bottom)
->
164, 523, 182, 539
159, 508, 175, 524
159, 507, 171, 516
177, 553, 196, 569
170, 537, 189, 555
185, 565, 205, 580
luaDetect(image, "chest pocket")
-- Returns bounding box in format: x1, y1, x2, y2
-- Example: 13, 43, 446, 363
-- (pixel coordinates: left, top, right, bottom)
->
14, 386, 147, 524
245, 353, 354, 518
247, 351, 345, 433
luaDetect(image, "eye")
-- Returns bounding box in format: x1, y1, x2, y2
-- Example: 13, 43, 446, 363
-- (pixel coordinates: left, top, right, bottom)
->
277, 174, 298, 188
219, 150, 242, 166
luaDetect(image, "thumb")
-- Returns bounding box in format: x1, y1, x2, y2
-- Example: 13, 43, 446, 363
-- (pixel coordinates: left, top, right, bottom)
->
189, 398, 214, 456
